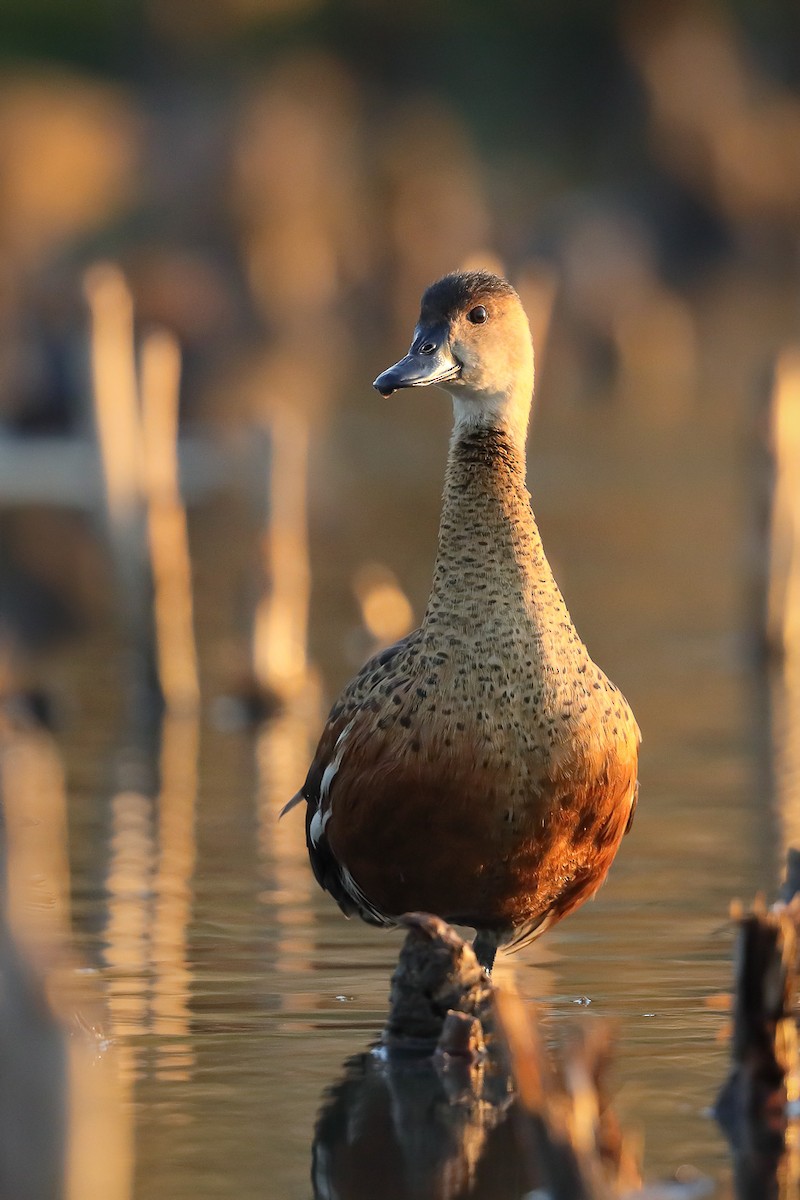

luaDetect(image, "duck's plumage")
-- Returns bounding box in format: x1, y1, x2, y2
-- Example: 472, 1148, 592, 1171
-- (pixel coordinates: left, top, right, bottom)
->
294, 271, 640, 968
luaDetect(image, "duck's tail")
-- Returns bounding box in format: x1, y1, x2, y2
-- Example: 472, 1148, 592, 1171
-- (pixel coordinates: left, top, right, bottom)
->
278, 790, 304, 819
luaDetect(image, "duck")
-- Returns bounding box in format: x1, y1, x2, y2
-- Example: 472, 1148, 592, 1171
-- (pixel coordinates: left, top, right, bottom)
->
286, 269, 640, 972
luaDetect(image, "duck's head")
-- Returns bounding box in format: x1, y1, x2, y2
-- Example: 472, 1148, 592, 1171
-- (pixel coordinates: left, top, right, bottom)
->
373, 270, 534, 442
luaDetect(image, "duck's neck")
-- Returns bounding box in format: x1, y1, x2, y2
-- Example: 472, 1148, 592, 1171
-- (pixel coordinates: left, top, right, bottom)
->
422, 418, 583, 660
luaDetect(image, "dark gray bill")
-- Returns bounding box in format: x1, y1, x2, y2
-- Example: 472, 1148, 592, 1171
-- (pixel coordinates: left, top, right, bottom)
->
373, 335, 461, 397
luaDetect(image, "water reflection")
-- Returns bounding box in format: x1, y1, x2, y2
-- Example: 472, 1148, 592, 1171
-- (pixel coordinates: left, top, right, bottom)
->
103, 712, 200, 1085
104, 788, 155, 1053
0, 715, 132, 1199
255, 692, 320, 981
769, 660, 800, 868
313, 1047, 529, 1200
151, 714, 199, 1079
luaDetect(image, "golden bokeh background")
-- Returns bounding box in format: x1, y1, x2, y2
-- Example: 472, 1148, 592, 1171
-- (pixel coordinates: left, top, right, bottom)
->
1, 3, 800, 1197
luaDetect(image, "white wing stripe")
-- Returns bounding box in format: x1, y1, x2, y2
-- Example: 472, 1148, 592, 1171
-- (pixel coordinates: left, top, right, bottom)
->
310, 719, 355, 847
340, 866, 393, 927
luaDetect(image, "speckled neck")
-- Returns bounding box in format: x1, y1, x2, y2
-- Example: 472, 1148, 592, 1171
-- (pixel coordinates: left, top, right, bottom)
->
422, 426, 586, 665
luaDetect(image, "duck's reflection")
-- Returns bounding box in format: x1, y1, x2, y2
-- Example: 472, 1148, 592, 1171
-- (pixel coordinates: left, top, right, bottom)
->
311, 914, 534, 1200
312, 1046, 532, 1200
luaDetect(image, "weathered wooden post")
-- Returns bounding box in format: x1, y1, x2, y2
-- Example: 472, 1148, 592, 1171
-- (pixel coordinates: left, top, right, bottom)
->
716, 860, 800, 1200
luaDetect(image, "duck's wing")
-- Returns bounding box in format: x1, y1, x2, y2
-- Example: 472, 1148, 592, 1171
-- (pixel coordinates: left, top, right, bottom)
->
303, 711, 396, 925
287, 631, 421, 923
624, 779, 639, 835
280, 631, 419, 821
349, 631, 420, 684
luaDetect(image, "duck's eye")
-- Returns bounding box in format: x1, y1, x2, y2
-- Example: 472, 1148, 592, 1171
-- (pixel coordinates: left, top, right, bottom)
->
467, 305, 488, 325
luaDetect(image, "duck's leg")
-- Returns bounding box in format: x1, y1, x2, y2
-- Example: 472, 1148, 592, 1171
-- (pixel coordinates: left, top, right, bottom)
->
472, 931, 497, 974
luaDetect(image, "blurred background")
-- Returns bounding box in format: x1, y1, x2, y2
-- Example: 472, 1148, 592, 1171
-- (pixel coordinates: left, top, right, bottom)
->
1, 1, 800, 1197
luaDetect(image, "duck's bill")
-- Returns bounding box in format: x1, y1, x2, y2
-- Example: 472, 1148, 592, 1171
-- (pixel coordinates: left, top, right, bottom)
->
373, 352, 461, 397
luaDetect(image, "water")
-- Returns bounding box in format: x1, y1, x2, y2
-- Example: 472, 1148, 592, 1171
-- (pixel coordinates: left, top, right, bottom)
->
33, 321, 791, 1197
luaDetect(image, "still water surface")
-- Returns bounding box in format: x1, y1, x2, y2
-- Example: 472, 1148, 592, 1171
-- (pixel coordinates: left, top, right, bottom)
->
54, 344, 786, 1198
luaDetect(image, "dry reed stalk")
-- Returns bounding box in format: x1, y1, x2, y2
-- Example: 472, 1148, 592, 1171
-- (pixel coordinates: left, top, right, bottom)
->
766, 348, 800, 659
84, 264, 143, 547
85, 263, 158, 725
764, 350, 800, 869
252, 402, 311, 701
140, 329, 200, 714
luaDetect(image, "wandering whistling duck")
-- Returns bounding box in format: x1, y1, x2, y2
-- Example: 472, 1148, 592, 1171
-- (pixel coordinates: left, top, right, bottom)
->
286, 270, 640, 972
